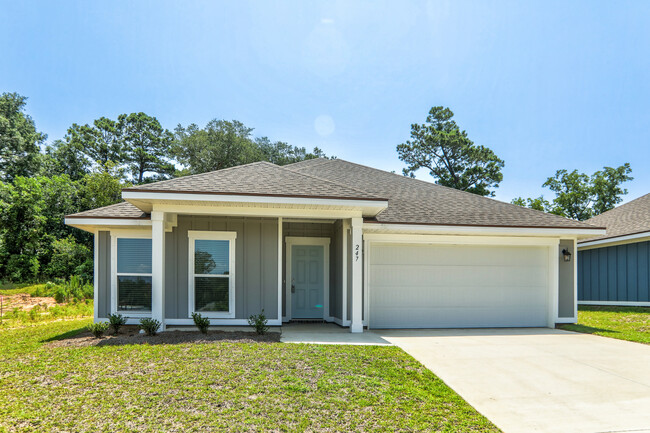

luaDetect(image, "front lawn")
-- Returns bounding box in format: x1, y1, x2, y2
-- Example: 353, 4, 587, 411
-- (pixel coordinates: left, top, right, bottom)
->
0, 319, 498, 432
559, 305, 650, 344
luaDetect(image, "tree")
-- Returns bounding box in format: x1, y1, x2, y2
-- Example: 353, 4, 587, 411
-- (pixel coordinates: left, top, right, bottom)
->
77, 163, 128, 211
397, 106, 504, 196
118, 112, 174, 183
512, 164, 633, 220
0, 92, 46, 182
173, 120, 259, 174
255, 137, 330, 166
510, 196, 558, 214
40, 138, 90, 181
67, 117, 124, 170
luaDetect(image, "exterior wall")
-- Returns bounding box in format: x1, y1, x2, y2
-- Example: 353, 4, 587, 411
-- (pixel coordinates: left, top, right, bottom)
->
166, 215, 279, 320
96, 231, 111, 318
579, 240, 650, 303
558, 239, 575, 318
282, 221, 341, 320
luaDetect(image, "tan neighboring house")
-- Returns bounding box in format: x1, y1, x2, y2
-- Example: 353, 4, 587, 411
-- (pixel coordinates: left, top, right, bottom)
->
65, 158, 604, 332
578, 193, 650, 306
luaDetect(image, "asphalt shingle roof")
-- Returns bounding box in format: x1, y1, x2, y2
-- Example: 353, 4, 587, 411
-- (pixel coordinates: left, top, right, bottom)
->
66, 201, 148, 219
67, 158, 602, 230
122, 161, 384, 201
287, 159, 599, 229
580, 193, 650, 242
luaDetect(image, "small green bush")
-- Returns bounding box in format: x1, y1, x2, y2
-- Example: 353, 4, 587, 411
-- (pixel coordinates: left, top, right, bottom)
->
108, 313, 126, 335
191, 312, 210, 334
87, 322, 109, 338
248, 309, 269, 335
139, 318, 161, 336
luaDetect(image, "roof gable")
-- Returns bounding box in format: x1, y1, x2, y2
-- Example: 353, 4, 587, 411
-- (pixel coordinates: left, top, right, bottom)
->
583, 193, 650, 241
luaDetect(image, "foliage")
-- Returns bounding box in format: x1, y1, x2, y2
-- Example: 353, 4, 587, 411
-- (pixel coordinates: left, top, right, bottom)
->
513, 164, 633, 220
49, 276, 93, 303
0, 92, 46, 182
46, 237, 92, 280
119, 112, 175, 183
248, 309, 269, 335
173, 120, 332, 175
87, 321, 109, 338
191, 312, 210, 334
0, 319, 498, 432
397, 106, 504, 196
139, 318, 161, 336
0, 300, 93, 327
108, 313, 127, 335
559, 306, 649, 344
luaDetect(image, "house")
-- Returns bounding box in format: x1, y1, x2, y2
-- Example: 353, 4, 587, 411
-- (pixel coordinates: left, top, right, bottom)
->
65, 158, 604, 332
577, 193, 650, 306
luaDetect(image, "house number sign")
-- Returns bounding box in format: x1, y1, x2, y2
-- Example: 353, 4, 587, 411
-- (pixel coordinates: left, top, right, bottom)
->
355, 244, 360, 261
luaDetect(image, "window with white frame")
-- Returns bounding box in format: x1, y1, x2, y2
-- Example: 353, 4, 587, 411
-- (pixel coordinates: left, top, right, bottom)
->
113, 237, 152, 313
188, 231, 236, 318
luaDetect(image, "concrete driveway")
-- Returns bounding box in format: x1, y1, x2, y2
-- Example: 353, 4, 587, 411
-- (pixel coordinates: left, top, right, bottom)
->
377, 328, 650, 433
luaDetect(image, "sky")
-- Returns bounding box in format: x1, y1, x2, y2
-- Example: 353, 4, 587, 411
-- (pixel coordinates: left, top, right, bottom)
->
1, 0, 649, 204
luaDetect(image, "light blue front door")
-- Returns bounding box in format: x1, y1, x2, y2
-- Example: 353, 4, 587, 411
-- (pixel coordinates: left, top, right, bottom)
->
291, 245, 324, 319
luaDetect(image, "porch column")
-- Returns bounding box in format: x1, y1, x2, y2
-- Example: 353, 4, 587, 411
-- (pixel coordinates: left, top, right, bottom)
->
151, 211, 166, 331
350, 217, 363, 333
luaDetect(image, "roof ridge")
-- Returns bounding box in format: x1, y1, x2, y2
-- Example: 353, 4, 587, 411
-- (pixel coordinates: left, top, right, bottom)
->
281, 162, 386, 200
123, 161, 279, 191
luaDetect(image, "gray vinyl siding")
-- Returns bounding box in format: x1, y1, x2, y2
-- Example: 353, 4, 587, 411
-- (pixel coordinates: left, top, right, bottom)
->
166, 216, 279, 320
558, 239, 575, 318
96, 231, 111, 318
579, 241, 650, 303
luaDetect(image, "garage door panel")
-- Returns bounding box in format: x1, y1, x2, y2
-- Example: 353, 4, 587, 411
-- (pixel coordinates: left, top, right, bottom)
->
369, 243, 549, 328
371, 265, 547, 287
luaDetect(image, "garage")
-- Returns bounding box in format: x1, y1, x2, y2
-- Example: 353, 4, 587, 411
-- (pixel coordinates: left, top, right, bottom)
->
368, 243, 550, 328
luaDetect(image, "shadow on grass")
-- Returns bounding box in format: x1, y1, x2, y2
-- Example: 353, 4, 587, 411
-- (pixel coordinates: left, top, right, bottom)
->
41, 326, 88, 343
558, 324, 619, 335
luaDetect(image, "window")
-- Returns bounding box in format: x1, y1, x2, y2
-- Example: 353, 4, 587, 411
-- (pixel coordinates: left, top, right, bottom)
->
112, 234, 152, 315
188, 231, 236, 318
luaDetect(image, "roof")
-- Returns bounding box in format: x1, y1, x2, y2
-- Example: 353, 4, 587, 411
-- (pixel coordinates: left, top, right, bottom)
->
122, 161, 384, 201
67, 158, 602, 231
580, 193, 650, 243
287, 159, 599, 229
66, 201, 148, 219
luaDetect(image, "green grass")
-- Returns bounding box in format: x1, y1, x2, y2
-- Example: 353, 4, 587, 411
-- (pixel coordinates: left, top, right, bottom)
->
0, 319, 498, 432
0, 300, 93, 328
559, 305, 650, 344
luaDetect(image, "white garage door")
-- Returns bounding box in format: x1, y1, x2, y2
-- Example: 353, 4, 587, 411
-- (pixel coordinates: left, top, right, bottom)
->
368, 243, 549, 328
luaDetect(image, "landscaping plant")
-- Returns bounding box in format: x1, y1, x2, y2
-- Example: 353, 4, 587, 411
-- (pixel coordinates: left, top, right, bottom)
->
139, 318, 161, 336
191, 312, 210, 334
248, 309, 269, 335
108, 313, 126, 335
87, 322, 109, 338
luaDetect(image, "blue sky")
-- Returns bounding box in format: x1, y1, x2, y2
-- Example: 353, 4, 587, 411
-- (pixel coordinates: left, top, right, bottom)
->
1, 0, 649, 203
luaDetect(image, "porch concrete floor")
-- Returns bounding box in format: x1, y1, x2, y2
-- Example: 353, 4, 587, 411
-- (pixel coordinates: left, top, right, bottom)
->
280, 323, 391, 345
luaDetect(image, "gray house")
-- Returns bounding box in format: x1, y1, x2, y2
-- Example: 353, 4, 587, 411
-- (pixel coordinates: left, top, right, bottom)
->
578, 193, 650, 306
65, 158, 603, 332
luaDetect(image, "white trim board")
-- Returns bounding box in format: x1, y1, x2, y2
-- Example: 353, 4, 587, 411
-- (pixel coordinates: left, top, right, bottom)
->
285, 236, 330, 321
578, 301, 650, 307
363, 223, 604, 238
363, 233, 561, 246
578, 231, 650, 250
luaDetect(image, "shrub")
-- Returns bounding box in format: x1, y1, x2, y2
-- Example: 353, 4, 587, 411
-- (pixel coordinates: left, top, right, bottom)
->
191, 312, 210, 334
108, 313, 126, 335
248, 309, 269, 335
139, 318, 161, 336
87, 322, 109, 338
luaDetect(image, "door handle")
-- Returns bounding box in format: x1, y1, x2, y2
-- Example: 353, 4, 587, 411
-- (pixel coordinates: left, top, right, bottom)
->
291, 284, 296, 293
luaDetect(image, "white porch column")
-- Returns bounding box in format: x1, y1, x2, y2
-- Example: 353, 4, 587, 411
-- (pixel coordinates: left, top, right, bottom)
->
350, 217, 363, 333
151, 211, 166, 331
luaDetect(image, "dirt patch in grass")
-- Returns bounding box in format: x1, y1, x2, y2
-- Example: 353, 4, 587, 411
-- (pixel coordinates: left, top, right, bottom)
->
1, 293, 57, 311
47, 325, 281, 347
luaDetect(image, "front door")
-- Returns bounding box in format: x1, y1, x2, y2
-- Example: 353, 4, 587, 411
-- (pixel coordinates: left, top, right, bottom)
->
291, 245, 325, 319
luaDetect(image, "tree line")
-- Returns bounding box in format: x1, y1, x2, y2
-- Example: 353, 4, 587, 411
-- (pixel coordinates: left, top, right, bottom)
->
0, 92, 329, 283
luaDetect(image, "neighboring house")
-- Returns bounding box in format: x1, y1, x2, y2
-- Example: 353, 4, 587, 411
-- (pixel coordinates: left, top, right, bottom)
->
578, 193, 650, 306
65, 159, 603, 332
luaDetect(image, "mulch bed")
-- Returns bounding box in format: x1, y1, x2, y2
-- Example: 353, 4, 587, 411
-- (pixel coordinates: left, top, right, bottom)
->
48, 325, 281, 347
